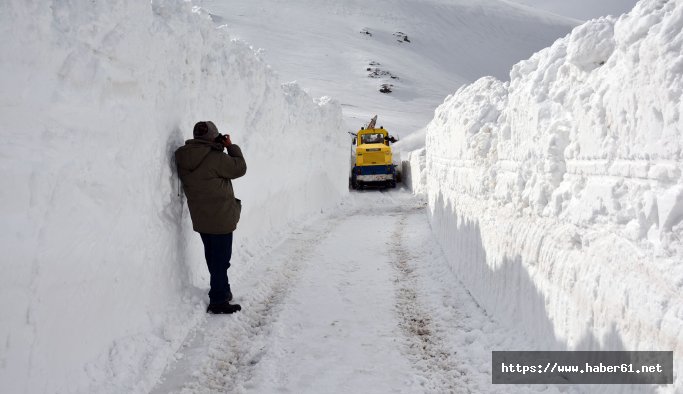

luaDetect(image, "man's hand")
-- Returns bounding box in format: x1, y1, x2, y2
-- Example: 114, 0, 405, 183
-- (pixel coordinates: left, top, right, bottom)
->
222, 134, 232, 147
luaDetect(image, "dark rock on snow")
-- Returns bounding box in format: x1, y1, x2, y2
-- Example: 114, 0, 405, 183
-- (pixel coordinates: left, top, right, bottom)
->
379, 84, 393, 93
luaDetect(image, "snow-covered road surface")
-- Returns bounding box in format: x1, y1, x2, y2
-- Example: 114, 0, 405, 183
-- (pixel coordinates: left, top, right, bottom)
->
151, 190, 554, 394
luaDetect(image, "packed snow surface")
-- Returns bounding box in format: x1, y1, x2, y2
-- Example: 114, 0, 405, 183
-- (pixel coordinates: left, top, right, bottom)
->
0, 1, 347, 392
151, 191, 571, 394
419, 0, 683, 390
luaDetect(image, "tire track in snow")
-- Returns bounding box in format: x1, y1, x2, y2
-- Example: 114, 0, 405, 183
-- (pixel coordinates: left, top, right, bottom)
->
155, 216, 342, 394
389, 203, 472, 393
388, 196, 564, 394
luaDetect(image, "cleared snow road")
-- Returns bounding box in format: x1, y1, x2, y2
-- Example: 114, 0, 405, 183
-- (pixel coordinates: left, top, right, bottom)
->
152, 190, 545, 394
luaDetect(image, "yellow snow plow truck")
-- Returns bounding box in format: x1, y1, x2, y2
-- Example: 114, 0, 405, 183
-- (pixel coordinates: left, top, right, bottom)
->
350, 116, 400, 190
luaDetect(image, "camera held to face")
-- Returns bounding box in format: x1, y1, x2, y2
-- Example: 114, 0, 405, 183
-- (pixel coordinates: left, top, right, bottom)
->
215, 133, 228, 144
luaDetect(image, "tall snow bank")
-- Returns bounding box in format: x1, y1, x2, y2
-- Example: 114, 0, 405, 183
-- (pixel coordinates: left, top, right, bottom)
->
425, 0, 682, 386
0, 1, 347, 392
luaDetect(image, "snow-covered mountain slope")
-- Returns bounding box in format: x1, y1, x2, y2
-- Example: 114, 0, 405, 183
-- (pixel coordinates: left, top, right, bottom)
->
198, 0, 578, 136
0, 1, 347, 392
418, 0, 683, 388
507, 0, 640, 21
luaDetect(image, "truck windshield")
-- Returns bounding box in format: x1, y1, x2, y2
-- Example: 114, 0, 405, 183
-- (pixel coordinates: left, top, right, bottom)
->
360, 133, 385, 144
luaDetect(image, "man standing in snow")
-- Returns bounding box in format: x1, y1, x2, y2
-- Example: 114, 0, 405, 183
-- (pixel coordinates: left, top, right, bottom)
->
175, 121, 246, 314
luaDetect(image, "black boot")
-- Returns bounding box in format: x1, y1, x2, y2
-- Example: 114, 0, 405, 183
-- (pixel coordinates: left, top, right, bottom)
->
206, 301, 241, 314
227, 290, 233, 302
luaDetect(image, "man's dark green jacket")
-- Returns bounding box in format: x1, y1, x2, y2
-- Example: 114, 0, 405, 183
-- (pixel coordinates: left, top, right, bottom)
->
175, 139, 246, 234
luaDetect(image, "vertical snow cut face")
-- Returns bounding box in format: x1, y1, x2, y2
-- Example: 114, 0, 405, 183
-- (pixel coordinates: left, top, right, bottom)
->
0, 0, 348, 393
424, 0, 683, 387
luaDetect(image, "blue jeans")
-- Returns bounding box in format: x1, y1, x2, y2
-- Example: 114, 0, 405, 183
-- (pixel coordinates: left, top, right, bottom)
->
199, 232, 233, 304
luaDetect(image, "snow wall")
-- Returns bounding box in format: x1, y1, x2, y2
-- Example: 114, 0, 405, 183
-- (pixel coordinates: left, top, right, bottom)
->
422, 0, 682, 387
0, 1, 348, 392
